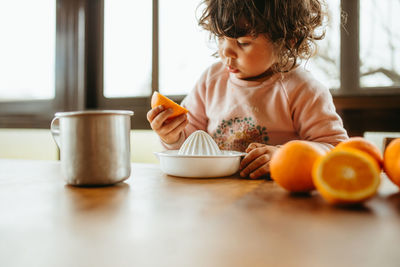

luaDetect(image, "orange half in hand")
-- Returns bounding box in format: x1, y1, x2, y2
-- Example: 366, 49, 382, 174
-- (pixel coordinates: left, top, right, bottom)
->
312, 148, 381, 204
151, 91, 188, 119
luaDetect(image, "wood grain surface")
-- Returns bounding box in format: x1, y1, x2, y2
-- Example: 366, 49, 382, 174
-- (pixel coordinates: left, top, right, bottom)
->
1, 159, 399, 267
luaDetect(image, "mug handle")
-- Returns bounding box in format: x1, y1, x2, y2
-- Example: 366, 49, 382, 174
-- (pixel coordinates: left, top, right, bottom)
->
50, 117, 61, 149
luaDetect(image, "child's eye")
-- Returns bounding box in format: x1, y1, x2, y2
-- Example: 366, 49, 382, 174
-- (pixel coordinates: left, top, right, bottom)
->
237, 40, 251, 47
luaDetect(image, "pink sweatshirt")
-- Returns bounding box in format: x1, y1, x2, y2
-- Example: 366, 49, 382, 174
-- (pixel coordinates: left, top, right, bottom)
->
164, 62, 348, 152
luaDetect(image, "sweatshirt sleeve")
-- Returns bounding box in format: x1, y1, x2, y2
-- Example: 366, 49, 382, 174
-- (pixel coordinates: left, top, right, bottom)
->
160, 69, 210, 150
288, 77, 348, 152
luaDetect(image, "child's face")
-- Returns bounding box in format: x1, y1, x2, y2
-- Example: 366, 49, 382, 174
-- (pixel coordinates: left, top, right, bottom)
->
218, 34, 277, 81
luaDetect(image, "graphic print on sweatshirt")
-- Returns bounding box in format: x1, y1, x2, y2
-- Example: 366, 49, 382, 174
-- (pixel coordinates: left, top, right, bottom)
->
212, 117, 269, 152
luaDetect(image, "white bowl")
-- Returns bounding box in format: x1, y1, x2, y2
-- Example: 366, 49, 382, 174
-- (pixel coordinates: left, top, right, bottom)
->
154, 150, 246, 178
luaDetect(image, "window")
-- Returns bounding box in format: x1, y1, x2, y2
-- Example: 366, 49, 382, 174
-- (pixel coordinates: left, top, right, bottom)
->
158, 0, 218, 95
0, 0, 86, 128
303, 0, 341, 90
1, 0, 400, 131
102, 0, 218, 98
359, 0, 400, 88
103, 0, 152, 98
0, 1, 56, 101
306, 0, 400, 92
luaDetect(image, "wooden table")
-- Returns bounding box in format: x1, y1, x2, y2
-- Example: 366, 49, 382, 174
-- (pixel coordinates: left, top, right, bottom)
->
1, 159, 400, 267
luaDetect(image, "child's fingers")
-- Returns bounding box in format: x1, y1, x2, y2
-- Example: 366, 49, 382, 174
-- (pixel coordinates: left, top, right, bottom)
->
155, 114, 187, 144
158, 113, 187, 134
240, 148, 259, 168
149, 108, 174, 130
248, 162, 270, 179
240, 152, 271, 178
240, 146, 271, 169
245, 142, 266, 152
172, 116, 189, 132
146, 105, 165, 123
245, 144, 257, 153
161, 118, 188, 143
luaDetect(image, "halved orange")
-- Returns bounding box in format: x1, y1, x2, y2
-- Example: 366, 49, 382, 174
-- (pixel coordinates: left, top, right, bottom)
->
151, 91, 188, 119
312, 147, 381, 204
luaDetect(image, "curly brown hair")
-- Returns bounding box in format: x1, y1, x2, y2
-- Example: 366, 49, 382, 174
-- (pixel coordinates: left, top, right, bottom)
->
198, 0, 327, 72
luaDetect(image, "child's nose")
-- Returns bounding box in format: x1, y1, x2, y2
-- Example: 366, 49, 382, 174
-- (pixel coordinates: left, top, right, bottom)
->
223, 46, 237, 59
221, 40, 237, 59
223, 47, 236, 59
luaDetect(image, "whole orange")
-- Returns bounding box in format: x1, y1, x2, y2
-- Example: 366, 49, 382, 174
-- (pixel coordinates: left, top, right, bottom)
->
334, 137, 383, 168
270, 140, 325, 192
383, 138, 400, 187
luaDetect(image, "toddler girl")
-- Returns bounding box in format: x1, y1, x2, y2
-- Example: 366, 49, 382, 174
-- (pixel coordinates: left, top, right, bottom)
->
147, 0, 348, 179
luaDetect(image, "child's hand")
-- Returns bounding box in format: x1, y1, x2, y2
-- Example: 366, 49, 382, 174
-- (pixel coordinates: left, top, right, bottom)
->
239, 143, 279, 179
147, 105, 188, 144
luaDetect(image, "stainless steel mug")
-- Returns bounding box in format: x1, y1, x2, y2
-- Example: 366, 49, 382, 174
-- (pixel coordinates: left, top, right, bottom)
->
50, 110, 134, 186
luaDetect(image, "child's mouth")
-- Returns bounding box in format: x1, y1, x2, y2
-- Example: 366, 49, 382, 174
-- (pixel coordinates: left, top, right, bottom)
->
227, 66, 239, 73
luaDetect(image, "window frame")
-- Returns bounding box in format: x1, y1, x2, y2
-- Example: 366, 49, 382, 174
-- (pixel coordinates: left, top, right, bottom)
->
335, 0, 400, 96
90, 0, 185, 129
0, 0, 399, 132
333, 0, 400, 108
0, 0, 86, 128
